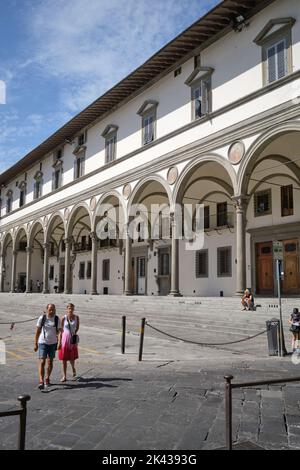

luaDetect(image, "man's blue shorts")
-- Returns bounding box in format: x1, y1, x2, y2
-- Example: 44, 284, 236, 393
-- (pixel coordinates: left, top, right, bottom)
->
38, 343, 57, 360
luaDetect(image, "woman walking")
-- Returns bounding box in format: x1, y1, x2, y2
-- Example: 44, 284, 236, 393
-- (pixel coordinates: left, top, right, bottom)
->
59, 303, 80, 382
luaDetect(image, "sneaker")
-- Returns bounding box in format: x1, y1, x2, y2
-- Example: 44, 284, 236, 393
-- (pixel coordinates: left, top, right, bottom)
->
38, 382, 44, 390
45, 378, 51, 387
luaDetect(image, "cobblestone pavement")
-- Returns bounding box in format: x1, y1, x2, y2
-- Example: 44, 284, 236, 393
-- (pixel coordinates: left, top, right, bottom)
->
1, 314, 300, 450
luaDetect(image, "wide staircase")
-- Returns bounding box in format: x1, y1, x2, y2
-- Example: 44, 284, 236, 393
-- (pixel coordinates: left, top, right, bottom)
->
0, 293, 298, 356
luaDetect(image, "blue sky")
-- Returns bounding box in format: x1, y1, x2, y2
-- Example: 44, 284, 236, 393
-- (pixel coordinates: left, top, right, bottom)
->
0, 0, 219, 174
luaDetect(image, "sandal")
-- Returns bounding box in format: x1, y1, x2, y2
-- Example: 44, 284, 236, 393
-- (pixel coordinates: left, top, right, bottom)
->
60, 377, 67, 382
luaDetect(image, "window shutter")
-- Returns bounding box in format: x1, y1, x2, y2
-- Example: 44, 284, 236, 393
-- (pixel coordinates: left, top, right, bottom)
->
268, 46, 276, 83
277, 41, 286, 79
73, 159, 78, 180
80, 155, 85, 177
52, 172, 56, 191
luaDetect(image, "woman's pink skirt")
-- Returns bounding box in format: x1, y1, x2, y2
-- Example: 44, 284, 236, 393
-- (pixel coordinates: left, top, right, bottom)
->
58, 331, 78, 361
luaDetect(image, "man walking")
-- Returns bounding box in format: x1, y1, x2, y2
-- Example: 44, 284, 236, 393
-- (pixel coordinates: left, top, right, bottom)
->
34, 304, 62, 390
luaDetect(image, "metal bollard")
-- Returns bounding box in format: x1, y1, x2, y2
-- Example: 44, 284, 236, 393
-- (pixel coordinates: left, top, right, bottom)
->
224, 376, 233, 451
121, 316, 126, 354
18, 395, 31, 450
138, 318, 146, 362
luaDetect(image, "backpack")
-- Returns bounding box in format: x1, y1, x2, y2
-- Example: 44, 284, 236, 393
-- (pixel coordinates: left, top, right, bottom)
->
41, 315, 59, 339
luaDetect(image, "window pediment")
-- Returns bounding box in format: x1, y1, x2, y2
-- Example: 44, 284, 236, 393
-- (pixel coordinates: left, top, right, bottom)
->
185, 67, 214, 87
102, 124, 118, 138
254, 17, 296, 45
18, 181, 26, 190
137, 100, 158, 116
73, 145, 86, 157
52, 159, 63, 169
34, 171, 43, 181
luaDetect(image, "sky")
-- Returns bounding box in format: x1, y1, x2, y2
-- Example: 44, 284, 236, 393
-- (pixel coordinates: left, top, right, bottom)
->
0, 0, 220, 175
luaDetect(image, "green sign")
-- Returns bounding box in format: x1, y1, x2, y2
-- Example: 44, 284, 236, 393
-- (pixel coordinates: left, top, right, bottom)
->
273, 241, 283, 260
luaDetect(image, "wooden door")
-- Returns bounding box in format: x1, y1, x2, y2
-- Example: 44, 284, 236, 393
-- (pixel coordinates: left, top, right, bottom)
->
282, 240, 300, 295
256, 242, 274, 295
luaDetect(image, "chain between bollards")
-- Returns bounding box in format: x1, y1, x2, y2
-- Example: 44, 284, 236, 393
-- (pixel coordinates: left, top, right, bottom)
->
121, 316, 126, 354
139, 318, 146, 362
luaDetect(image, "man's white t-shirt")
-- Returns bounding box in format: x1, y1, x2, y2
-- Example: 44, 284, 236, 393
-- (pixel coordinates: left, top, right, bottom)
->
37, 315, 61, 345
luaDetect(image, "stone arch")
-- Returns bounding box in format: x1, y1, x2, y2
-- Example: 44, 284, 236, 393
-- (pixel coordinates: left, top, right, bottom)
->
66, 203, 93, 239
173, 154, 237, 205
238, 122, 300, 196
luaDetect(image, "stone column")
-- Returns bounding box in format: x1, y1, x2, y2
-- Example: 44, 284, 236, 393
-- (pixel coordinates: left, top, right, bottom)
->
26, 246, 33, 293
10, 250, 17, 293
90, 232, 98, 295
43, 243, 50, 294
64, 237, 72, 294
233, 196, 248, 295
169, 212, 181, 296
124, 222, 132, 296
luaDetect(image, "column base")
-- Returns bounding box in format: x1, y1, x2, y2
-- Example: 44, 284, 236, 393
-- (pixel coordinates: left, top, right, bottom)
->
90, 291, 99, 296
169, 291, 182, 297
64, 290, 72, 295
43, 290, 50, 294
124, 291, 133, 296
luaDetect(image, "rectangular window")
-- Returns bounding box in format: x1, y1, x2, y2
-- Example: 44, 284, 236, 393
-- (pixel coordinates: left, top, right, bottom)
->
103, 259, 110, 281
217, 247, 232, 277
79, 262, 85, 280
53, 169, 61, 190
143, 113, 155, 145
254, 189, 272, 216
19, 190, 25, 208
105, 134, 116, 163
159, 253, 170, 276
6, 197, 12, 213
81, 236, 87, 251
78, 132, 86, 146
34, 180, 42, 199
204, 206, 210, 230
74, 155, 85, 180
49, 266, 54, 280
86, 261, 92, 279
217, 202, 228, 227
192, 78, 210, 120
267, 39, 287, 84
281, 184, 293, 217
196, 250, 208, 278
50, 242, 55, 257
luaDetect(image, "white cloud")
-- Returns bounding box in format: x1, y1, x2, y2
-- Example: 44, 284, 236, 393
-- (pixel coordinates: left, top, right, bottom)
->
26, 0, 218, 111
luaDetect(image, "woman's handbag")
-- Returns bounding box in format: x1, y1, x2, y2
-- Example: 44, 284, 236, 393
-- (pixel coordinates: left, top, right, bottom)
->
70, 334, 79, 345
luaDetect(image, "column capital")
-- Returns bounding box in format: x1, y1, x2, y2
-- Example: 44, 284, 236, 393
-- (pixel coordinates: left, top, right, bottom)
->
232, 195, 249, 212
43, 242, 50, 250
90, 231, 98, 242
64, 236, 73, 246
12, 250, 18, 256
26, 246, 33, 254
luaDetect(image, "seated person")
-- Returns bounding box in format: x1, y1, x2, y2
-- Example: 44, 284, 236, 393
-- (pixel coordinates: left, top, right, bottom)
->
241, 289, 254, 311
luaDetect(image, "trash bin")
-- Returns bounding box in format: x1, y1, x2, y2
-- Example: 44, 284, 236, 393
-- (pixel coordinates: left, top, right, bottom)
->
266, 318, 280, 356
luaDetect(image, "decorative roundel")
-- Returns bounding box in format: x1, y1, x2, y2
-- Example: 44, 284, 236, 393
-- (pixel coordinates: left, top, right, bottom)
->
90, 196, 97, 211
167, 166, 178, 185
228, 141, 245, 165
123, 184, 132, 200
64, 208, 70, 220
